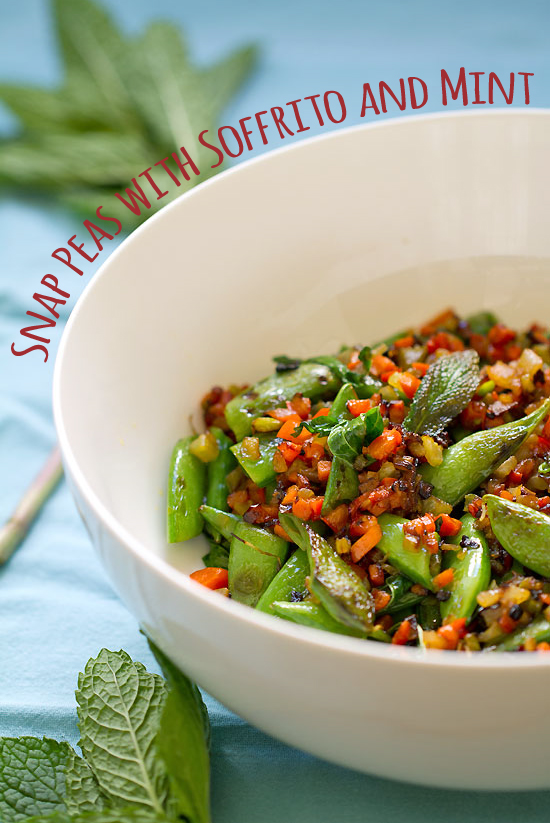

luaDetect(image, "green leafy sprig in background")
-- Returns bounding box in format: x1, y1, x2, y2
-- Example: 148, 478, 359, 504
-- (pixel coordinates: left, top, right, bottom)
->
0, 0, 258, 229
0, 644, 211, 823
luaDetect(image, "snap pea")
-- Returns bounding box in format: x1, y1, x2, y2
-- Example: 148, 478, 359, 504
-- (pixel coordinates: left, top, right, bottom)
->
205, 427, 237, 541
231, 434, 280, 487
225, 363, 340, 440
206, 427, 237, 509
441, 514, 490, 622
417, 596, 441, 630
199, 505, 239, 542
377, 514, 437, 591
229, 522, 289, 607
380, 574, 423, 615
495, 616, 550, 651
272, 600, 367, 637
321, 457, 359, 514
280, 512, 374, 632
167, 437, 206, 542
419, 399, 550, 505
484, 495, 550, 577
256, 549, 309, 614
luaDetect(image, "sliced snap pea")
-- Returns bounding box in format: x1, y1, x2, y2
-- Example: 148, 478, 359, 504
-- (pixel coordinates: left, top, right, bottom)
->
376, 514, 437, 591
256, 549, 309, 614
484, 495, 550, 577
167, 437, 206, 542
420, 399, 550, 505
417, 596, 441, 630
199, 505, 240, 542
205, 426, 237, 541
280, 512, 374, 632
229, 523, 289, 607
230, 434, 280, 488
441, 514, 490, 622
272, 600, 366, 637
225, 363, 340, 440
495, 616, 550, 651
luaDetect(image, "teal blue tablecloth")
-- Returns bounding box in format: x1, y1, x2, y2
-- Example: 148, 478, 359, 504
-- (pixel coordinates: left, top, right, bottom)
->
2, 1, 550, 820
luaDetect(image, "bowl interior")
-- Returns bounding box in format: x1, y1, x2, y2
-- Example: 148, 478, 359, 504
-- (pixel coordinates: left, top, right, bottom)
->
55, 111, 550, 576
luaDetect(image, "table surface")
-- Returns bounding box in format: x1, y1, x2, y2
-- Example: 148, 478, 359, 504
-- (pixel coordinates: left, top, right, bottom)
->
2, 1, 550, 820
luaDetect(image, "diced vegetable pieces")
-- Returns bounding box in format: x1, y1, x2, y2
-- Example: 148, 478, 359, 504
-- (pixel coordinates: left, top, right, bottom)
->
190, 567, 229, 589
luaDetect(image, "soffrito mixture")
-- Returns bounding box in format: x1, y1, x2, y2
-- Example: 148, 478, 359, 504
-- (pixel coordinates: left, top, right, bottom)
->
167, 308, 550, 652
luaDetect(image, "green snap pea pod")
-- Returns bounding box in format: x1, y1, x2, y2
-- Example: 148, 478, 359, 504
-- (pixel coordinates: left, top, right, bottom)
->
441, 514, 491, 621
484, 494, 550, 577
256, 549, 309, 614
229, 523, 289, 607
225, 363, 340, 440
205, 427, 237, 541
206, 427, 237, 511
167, 437, 206, 542
230, 434, 280, 488
279, 513, 374, 632
321, 457, 359, 514
417, 596, 441, 630
494, 616, 550, 651
419, 399, 550, 505
376, 514, 437, 591
199, 505, 239, 542
380, 574, 423, 615
272, 600, 366, 637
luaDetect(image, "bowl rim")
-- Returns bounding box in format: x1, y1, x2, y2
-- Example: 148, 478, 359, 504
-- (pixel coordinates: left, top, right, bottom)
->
53, 107, 550, 670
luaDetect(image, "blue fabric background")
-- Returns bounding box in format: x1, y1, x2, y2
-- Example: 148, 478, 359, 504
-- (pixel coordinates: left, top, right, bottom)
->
1, 1, 550, 820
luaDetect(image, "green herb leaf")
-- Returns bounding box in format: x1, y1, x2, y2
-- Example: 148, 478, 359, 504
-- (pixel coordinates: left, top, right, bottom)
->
0, 737, 70, 822
403, 350, 480, 437
327, 407, 384, 464
75, 649, 170, 820
0, 0, 258, 228
64, 750, 108, 819
148, 640, 211, 823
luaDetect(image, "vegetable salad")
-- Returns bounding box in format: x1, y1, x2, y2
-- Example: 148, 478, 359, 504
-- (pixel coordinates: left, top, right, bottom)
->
167, 308, 550, 651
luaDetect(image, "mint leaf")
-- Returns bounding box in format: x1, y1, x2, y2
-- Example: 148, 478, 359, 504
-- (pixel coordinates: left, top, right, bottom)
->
403, 350, 480, 436
327, 407, 384, 464
148, 640, 211, 823
75, 649, 169, 820
64, 750, 108, 818
0, 737, 70, 822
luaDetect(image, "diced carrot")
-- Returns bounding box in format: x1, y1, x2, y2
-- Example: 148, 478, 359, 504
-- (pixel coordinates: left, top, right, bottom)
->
499, 489, 514, 501
540, 593, 550, 605
267, 406, 298, 422
394, 335, 415, 348
278, 441, 302, 466
309, 496, 324, 519
282, 485, 299, 505
366, 428, 403, 461
538, 496, 550, 509
371, 354, 399, 378
488, 323, 515, 346
372, 589, 391, 612
321, 503, 349, 533
347, 398, 372, 417
433, 568, 454, 590
437, 617, 466, 649
468, 498, 483, 517
303, 440, 325, 461
292, 498, 312, 520
227, 489, 250, 516
537, 642, 550, 651
290, 394, 311, 419
392, 619, 412, 645
350, 517, 382, 562
274, 523, 292, 541
347, 349, 360, 369
190, 567, 229, 589
317, 459, 332, 482
348, 562, 368, 579
313, 407, 331, 419
368, 562, 385, 586
420, 308, 456, 336
437, 514, 462, 537
508, 469, 523, 485
398, 372, 421, 399
277, 415, 304, 441
412, 361, 430, 376
426, 331, 464, 354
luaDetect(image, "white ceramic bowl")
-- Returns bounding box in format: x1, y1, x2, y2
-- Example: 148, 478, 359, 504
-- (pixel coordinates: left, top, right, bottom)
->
54, 110, 550, 790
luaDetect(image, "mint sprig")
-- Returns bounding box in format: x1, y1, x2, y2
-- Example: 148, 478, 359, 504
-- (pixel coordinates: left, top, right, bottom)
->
0, 647, 211, 823
0, 0, 258, 229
